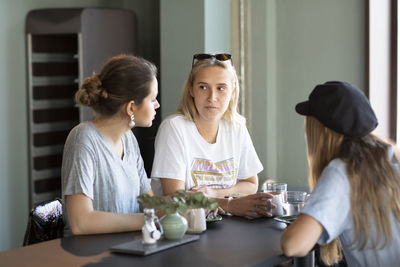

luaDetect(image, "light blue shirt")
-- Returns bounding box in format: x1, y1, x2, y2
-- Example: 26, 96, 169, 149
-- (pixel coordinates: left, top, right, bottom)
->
302, 148, 400, 267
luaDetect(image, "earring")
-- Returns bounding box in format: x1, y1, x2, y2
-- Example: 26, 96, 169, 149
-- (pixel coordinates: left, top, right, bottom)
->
128, 114, 135, 128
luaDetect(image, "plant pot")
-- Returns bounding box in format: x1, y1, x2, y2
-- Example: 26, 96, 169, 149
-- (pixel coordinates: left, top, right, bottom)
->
160, 212, 188, 240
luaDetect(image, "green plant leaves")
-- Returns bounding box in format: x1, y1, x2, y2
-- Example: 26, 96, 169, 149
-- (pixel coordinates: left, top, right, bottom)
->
138, 191, 219, 215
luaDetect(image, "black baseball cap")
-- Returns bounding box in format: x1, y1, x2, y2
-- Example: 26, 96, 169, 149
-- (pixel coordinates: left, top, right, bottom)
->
295, 81, 378, 137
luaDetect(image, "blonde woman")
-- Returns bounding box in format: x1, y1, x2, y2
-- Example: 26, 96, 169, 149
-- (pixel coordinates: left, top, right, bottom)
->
151, 53, 273, 218
62, 55, 160, 236
281, 81, 400, 266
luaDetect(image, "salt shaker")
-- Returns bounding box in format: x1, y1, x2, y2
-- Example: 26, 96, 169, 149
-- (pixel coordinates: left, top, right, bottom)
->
142, 208, 163, 245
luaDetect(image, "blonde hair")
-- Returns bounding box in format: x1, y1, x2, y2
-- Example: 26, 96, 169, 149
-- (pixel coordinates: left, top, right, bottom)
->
177, 58, 242, 123
305, 116, 400, 265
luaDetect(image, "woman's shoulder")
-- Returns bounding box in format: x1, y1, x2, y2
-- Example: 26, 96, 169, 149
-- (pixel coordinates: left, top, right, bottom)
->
63, 122, 99, 158
320, 158, 348, 183
220, 115, 248, 135
163, 113, 191, 123
160, 114, 193, 130
68, 121, 90, 136
327, 158, 346, 168
310, 159, 350, 201
66, 122, 99, 145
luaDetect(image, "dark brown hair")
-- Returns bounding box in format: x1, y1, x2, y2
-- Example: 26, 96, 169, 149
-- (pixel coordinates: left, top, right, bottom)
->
75, 54, 157, 116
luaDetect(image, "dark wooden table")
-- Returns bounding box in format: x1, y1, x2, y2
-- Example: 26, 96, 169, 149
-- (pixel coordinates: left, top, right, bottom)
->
0, 216, 291, 267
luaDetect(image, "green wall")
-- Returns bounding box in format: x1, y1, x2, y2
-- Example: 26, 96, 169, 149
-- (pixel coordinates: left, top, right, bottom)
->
160, 0, 231, 119
249, 0, 365, 187
205, 0, 231, 53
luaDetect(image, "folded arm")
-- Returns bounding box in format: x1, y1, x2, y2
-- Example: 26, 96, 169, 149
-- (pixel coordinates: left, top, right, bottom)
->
66, 190, 154, 235
160, 176, 258, 197
190, 176, 258, 198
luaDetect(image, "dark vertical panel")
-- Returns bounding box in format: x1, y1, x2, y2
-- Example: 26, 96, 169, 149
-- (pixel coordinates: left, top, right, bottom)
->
28, 33, 80, 206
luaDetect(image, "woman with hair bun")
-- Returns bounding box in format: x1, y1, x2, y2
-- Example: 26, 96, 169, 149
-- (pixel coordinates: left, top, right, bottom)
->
61, 55, 160, 236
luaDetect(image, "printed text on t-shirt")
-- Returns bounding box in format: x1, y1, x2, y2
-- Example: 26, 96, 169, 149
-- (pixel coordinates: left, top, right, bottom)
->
190, 158, 238, 188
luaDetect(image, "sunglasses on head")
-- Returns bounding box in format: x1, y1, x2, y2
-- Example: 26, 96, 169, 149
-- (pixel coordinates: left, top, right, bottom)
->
192, 53, 232, 67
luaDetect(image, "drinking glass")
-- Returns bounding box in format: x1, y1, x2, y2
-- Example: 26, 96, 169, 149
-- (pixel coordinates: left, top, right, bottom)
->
282, 191, 308, 216
264, 182, 287, 216
266, 193, 284, 216
263, 182, 287, 193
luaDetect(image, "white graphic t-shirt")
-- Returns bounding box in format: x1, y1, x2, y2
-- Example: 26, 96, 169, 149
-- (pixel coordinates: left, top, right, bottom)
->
151, 114, 263, 190
190, 157, 237, 188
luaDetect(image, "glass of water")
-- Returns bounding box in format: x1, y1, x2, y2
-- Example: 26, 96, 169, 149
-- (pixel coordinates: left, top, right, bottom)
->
264, 182, 287, 216
264, 182, 287, 193
282, 191, 308, 216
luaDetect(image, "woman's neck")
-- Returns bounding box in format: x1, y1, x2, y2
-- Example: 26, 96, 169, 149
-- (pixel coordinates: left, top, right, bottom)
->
194, 118, 220, 144
92, 116, 129, 151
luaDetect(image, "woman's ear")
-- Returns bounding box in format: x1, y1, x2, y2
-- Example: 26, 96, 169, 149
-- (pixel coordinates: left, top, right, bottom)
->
229, 85, 236, 101
125, 100, 136, 116
232, 84, 236, 96
189, 86, 194, 98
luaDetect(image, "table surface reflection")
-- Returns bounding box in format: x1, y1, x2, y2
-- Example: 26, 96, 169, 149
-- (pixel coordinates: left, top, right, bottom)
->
0, 216, 290, 267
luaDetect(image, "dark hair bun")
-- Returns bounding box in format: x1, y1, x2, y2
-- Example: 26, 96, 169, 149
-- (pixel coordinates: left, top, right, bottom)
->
75, 74, 108, 107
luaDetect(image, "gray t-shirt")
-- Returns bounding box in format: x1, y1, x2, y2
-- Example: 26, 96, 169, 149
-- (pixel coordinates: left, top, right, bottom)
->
61, 121, 151, 236
302, 147, 400, 267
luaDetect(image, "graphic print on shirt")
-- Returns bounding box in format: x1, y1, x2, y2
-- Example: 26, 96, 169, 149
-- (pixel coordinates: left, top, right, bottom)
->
190, 158, 237, 188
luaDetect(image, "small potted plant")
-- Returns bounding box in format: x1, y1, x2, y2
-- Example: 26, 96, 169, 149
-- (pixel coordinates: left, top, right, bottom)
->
138, 190, 219, 239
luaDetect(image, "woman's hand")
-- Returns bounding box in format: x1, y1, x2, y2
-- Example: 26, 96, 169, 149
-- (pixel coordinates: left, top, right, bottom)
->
228, 192, 275, 218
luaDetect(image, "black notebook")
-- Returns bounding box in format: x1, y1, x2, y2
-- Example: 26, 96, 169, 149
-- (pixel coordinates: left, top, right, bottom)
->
110, 234, 200, 256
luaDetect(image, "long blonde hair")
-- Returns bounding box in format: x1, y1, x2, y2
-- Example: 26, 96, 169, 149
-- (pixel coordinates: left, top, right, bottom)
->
177, 58, 242, 123
305, 116, 400, 265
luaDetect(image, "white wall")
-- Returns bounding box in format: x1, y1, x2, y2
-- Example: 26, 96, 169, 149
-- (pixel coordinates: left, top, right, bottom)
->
369, 0, 391, 139
0, 0, 158, 252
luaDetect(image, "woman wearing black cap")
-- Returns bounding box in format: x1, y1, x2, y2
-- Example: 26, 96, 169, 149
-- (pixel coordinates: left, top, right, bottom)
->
281, 81, 400, 266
